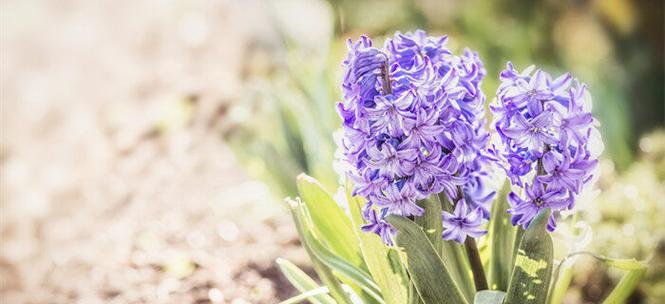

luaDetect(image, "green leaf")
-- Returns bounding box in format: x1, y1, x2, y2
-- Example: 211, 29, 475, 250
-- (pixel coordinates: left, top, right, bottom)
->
548, 251, 648, 304
386, 215, 468, 304
487, 181, 515, 291
286, 198, 352, 304
279, 287, 331, 304
408, 282, 422, 304
346, 182, 409, 304
601, 257, 648, 271
297, 174, 364, 268
602, 267, 647, 304
473, 290, 506, 304
505, 209, 553, 304
548, 258, 575, 304
276, 258, 336, 304
303, 230, 384, 303
414, 196, 443, 252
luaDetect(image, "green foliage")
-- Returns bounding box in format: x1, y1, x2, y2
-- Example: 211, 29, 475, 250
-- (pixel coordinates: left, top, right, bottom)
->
505, 209, 553, 304
279, 176, 648, 303
297, 174, 363, 267
346, 181, 410, 304
276, 258, 336, 304
386, 215, 468, 304
487, 181, 516, 291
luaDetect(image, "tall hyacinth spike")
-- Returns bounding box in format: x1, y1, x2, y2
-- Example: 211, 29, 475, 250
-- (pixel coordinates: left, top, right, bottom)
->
336, 30, 496, 244
491, 62, 602, 231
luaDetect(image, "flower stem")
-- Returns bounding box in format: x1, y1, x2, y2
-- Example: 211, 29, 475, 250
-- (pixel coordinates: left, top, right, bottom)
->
464, 236, 488, 291
380, 61, 393, 94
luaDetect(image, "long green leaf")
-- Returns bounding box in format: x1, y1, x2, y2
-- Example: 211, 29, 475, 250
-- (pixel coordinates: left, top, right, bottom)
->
548, 258, 575, 304
407, 281, 422, 304
602, 267, 647, 304
387, 215, 468, 304
287, 198, 351, 304
473, 290, 506, 304
304, 230, 384, 303
547, 251, 648, 304
346, 182, 409, 304
487, 181, 515, 291
505, 209, 553, 304
276, 258, 336, 304
297, 174, 364, 268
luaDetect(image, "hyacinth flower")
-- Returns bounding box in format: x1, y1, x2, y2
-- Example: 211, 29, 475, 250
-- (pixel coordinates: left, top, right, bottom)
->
335, 30, 495, 292
441, 198, 488, 243
336, 31, 495, 245
491, 62, 602, 231
275, 30, 647, 304
278, 34, 646, 304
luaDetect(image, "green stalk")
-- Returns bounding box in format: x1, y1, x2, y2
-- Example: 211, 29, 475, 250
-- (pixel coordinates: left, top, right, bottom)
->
464, 237, 488, 291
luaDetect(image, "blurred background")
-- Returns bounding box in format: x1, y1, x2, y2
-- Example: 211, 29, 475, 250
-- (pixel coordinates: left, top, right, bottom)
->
0, 0, 663, 303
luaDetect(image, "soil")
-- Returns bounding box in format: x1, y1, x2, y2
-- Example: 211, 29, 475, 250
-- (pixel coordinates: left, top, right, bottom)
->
1, 1, 308, 303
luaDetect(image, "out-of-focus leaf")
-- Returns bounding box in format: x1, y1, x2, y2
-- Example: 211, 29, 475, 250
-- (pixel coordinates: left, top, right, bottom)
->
548, 258, 575, 304
304, 230, 384, 303
473, 290, 506, 304
602, 267, 647, 304
548, 251, 648, 304
601, 257, 648, 270
386, 215, 468, 304
297, 174, 364, 268
488, 181, 515, 291
346, 182, 409, 304
505, 209, 553, 304
286, 198, 351, 304
276, 258, 336, 304
438, 193, 475, 302
279, 287, 331, 304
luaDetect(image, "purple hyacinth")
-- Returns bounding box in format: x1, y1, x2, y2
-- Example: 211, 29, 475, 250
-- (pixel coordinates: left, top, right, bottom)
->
336, 30, 495, 244
442, 198, 487, 243
491, 63, 601, 231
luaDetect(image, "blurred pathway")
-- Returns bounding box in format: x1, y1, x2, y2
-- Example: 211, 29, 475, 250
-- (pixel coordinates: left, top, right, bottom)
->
1, 1, 306, 303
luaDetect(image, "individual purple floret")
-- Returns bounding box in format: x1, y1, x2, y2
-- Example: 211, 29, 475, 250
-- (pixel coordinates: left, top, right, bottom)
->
491, 63, 601, 231
442, 199, 488, 243
336, 30, 495, 244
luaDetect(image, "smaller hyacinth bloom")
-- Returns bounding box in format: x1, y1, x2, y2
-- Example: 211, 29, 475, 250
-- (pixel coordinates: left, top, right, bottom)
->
462, 174, 496, 219
507, 180, 569, 231
367, 93, 417, 132
441, 200, 487, 243
537, 149, 598, 195
366, 142, 418, 179
492, 63, 602, 232
402, 108, 445, 148
361, 208, 395, 245
502, 69, 553, 116
373, 184, 424, 217
502, 110, 557, 155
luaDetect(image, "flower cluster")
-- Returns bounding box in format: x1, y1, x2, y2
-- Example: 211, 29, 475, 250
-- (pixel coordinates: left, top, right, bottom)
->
491, 63, 601, 231
336, 31, 495, 244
